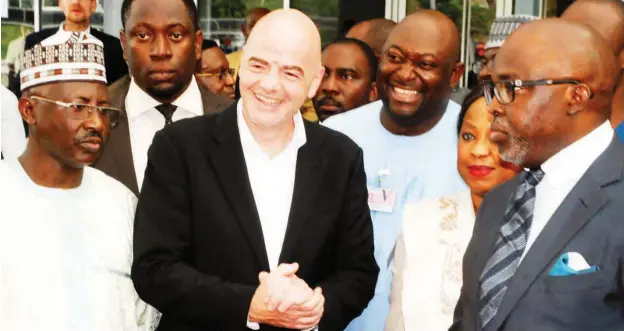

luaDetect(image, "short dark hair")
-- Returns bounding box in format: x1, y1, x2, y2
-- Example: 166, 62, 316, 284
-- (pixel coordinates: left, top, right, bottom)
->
457, 83, 487, 135
201, 39, 219, 51
322, 38, 378, 82
121, 0, 199, 31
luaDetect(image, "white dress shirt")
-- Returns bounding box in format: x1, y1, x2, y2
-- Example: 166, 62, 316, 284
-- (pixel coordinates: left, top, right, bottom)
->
1, 86, 26, 159
125, 77, 203, 189
0, 159, 160, 330
520, 121, 613, 261
237, 100, 312, 330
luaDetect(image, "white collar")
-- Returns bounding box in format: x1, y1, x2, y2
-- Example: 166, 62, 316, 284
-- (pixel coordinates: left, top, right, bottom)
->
125, 76, 203, 119
540, 121, 613, 186
236, 99, 307, 158
58, 22, 91, 34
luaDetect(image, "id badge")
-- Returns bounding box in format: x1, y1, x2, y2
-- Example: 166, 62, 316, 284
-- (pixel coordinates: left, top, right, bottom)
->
367, 186, 397, 213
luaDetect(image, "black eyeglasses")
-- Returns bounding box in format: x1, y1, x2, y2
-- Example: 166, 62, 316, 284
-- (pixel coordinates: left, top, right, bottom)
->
30, 96, 122, 127
197, 68, 236, 81
483, 79, 592, 105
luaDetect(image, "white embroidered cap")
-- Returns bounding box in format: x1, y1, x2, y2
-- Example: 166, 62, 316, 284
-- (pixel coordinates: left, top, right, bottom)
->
484, 15, 540, 50
20, 31, 107, 91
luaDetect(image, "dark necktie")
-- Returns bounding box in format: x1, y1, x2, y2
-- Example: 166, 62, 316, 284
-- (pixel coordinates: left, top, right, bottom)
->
155, 104, 177, 126
478, 168, 545, 329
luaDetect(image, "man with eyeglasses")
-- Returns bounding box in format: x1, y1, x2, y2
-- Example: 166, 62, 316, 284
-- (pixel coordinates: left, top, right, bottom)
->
196, 39, 236, 99
0, 32, 159, 331
452, 19, 624, 331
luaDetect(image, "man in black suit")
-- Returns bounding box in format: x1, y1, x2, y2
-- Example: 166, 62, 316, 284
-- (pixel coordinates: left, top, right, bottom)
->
93, 0, 232, 195
452, 19, 624, 331
23, 0, 127, 87
131, 9, 378, 331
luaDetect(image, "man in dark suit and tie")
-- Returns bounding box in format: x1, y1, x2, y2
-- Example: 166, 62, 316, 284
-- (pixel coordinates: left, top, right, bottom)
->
93, 0, 232, 195
23, 0, 127, 87
452, 19, 624, 331
131, 9, 378, 331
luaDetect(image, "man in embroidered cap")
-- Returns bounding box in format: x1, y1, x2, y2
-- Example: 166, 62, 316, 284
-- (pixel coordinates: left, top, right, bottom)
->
479, 15, 539, 81
0, 32, 159, 331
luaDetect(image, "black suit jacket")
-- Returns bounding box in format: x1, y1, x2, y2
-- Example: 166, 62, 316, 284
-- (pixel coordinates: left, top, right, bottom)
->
24, 27, 128, 86
93, 75, 233, 195
452, 136, 624, 331
131, 104, 379, 331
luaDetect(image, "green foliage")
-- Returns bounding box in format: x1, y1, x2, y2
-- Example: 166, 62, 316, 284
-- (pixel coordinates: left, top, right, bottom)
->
1, 24, 34, 59
291, 0, 339, 17
203, 0, 283, 18
406, 0, 496, 44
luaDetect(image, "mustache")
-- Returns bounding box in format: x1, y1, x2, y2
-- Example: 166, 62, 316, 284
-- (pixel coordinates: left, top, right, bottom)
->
70, 4, 84, 11
316, 96, 343, 108
76, 130, 104, 142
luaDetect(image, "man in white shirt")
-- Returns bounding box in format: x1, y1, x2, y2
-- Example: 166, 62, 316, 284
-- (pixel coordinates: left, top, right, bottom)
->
131, 9, 378, 331
0, 86, 26, 159
452, 19, 624, 331
93, 0, 231, 195
0, 31, 158, 331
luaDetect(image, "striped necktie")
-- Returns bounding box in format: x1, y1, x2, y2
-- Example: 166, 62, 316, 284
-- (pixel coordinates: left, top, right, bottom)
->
478, 168, 545, 329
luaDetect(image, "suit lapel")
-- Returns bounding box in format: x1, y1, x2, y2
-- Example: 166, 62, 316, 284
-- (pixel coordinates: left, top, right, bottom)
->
488, 137, 624, 331
108, 76, 140, 195
279, 122, 324, 263
210, 105, 270, 270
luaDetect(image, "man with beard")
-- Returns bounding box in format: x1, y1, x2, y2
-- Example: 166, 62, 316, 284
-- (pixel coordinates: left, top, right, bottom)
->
561, 0, 624, 134
323, 10, 467, 331
452, 19, 624, 331
313, 38, 378, 121
94, 0, 232, 195
23, 0, 127, 87
0, 32, 158, 331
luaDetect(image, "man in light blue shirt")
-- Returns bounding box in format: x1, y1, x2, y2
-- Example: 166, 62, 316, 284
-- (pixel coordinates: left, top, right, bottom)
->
323, 10, 467, 331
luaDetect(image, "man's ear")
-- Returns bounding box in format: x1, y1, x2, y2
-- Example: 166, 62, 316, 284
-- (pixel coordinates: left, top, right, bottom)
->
119, 30, 128, 62
450, 62, 465, 88
19, 97, 36, 126
369, 81, 378, 102
307, 66, 326, 100
566, 84, 592, 115
195, 30, 204, 62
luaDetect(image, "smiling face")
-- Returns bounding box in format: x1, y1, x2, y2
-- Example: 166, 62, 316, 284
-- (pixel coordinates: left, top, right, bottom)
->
377, 11, 463, 127
120, 0, 202, 103
238, 10, 323, 129
457, 96, 521, 196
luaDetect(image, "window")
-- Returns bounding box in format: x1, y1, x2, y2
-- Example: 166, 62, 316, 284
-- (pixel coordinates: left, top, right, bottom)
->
2, 0, 35, 87
197, 0, 282, 53
290, 0, 339, 44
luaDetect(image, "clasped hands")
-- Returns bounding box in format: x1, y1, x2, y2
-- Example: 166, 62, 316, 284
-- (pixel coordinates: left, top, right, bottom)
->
248, 263, 324, 330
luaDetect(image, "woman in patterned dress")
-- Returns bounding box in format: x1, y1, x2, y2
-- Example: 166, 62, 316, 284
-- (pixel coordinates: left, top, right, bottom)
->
385, 85, 522, 331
